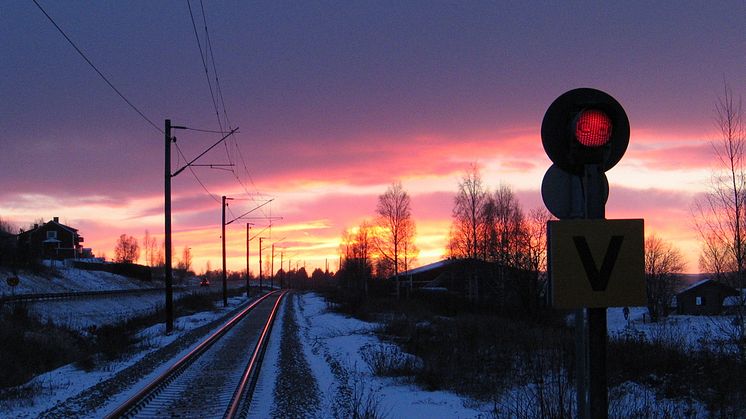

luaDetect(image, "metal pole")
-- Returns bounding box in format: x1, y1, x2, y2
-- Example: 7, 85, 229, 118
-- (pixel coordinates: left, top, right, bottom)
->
246, 223, 251, 298
221, 196, 228, 307
259, 237, 263, 292
271, 244, 275, 290
583, 163, 608, 419
164, 119, 174, 333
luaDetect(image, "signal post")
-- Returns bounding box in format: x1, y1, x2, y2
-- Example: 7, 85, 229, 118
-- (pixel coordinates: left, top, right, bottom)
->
541, 88, 646, 418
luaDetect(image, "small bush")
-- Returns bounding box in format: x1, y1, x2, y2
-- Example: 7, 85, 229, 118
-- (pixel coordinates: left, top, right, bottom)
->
360, 343, 420, 377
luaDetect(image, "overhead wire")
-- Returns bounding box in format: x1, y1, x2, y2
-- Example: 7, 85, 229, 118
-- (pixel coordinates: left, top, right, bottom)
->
31, 0, 163, 134
35, 0, 246, 208
174, 142, 220, 203
189, 0, 273, 219
187, 0, 223, 134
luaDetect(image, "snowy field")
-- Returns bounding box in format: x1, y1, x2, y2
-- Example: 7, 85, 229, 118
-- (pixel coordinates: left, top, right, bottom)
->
293, 293, 490, 417
0, 266, 241, 330
2, 294, 251, 418
0, 265, 158, 296
1, 266, 739, 418
607, 305, 738, 351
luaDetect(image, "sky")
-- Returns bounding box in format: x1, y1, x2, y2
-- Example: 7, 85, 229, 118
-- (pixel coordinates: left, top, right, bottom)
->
1, 1, 744, 274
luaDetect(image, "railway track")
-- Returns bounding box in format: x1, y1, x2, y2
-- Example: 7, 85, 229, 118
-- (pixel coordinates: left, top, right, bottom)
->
105, 290, 287, 418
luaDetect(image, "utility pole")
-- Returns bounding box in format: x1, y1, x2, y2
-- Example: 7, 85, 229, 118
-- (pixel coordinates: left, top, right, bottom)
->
221, 196, 233, 307
165, 119, 173, 333
271, 244, 275, 290
164, 120, 186, 333
258, 237, 264, 292
246, 222, 253, 298
280, 251, 284, 288
164, 120, 236, 334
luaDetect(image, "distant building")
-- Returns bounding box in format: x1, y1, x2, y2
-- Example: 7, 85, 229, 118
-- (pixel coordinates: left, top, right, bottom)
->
17, 217, 85, 260
398, 258, 537, 310
676, 279, 739, 315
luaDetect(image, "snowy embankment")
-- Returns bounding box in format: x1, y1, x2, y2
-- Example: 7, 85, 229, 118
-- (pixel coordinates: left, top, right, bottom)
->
3, 292, 253, 418
0, 265, 157, 295
1, 266, 210, 330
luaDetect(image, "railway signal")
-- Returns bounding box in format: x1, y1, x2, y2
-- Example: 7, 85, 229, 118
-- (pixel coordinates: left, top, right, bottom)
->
541, 88, 642, 419
541, 88, 630, 176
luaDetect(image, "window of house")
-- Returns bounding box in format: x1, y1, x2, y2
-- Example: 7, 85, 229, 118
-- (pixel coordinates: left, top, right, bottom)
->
47, 231, 57, 239
695, 296, 703, 306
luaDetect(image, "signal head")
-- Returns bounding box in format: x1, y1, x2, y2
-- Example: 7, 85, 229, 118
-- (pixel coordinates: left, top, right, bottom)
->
541, 88, 629, 175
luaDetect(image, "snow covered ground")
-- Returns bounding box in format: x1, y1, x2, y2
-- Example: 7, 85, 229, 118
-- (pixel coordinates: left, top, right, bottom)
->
1, 267, 739, 418
2, 293, 251, 418
607, 306, 737, 350
0, 265, 158, 296
254, 292, 492, 418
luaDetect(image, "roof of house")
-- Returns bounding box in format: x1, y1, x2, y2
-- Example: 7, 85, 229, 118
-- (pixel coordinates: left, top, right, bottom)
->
677, 278, 739, 296
18, 219, 79, 237
400, 259, 457, 276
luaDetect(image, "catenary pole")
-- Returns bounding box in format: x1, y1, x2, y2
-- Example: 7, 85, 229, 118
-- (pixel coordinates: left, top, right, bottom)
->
164, 120, 174, 333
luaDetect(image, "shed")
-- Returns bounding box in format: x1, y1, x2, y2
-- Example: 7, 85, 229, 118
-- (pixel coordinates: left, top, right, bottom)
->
676, 279, 739, 315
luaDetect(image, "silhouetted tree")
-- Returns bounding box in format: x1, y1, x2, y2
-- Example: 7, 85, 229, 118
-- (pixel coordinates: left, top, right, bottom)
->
114, 234, 140, 263
375, 181, 416, 283
645, 234, 685, 322
692, 82, 745, 354
449, 164, 487, 259
339, 222, 375, 296
177, 246, 192, 272
142, 230, 158, 267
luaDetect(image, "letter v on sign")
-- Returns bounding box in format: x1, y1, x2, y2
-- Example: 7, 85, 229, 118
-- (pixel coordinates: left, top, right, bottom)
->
548, 219, 645, 309
572, 235, 624, 292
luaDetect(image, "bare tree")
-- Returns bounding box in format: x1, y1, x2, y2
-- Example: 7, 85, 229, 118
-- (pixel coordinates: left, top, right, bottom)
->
339, 221, 376, 296
177, 246, 192, 273
489, 185, 526, 267
0, 217, 15, 234
645, 234, 685, 322
375, 181, 415, 280
526, 208, 552, 306
114, 234, 140, 264
692, 82, 745, 352
143, 230, 158, 267
449, 164, 487, 259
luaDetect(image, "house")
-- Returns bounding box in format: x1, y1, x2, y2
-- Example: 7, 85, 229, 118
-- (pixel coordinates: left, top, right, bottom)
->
676, 279, 739, 315
16, 217, 85, 260
398, 258, 536, 310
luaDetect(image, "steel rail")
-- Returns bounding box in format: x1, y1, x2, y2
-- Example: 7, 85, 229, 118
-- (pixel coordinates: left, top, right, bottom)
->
224, 290, 287, 418
105, 291, 278, 418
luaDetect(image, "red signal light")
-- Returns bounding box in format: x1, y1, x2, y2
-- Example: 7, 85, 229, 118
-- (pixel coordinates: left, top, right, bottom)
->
574, 109, 612, 147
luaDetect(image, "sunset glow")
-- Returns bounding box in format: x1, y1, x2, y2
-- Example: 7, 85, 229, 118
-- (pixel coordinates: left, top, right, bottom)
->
2, 2, 743, 275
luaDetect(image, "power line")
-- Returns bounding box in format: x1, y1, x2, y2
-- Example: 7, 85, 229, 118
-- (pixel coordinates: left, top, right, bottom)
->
174, 142, 220, 203
32, 0, 162, 134
186, 1, 275, 222
186, 0, 223, 134
200, 0, 232, 131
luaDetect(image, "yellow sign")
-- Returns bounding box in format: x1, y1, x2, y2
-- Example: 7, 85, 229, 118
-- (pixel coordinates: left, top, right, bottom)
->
549, 219, 645, 309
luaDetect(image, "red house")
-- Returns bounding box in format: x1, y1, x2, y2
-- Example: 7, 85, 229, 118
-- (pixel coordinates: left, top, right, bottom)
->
17, 217, 85, 260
